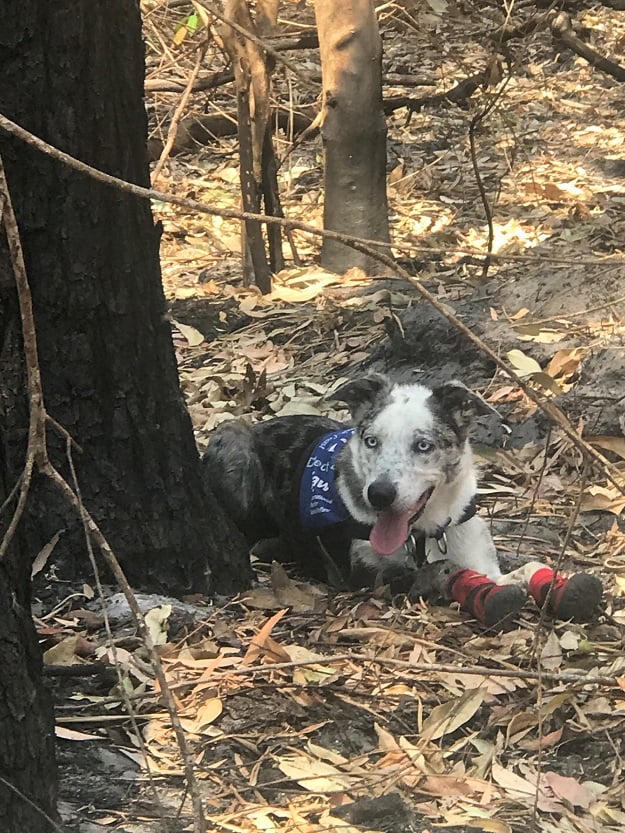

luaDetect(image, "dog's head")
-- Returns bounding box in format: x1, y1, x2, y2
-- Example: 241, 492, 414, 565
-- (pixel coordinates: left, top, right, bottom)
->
330, 375, 484, 555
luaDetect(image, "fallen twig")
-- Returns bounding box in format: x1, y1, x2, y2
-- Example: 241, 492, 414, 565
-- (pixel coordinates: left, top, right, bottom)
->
551, 11, 625, 82
168, 650, 622, 689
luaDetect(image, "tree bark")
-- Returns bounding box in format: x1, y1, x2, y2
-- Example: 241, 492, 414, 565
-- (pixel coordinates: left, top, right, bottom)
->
0, 2, 255, 824
314, 0, 390, 274
0, 549, 56, 832
0, 4, 255, 827
222, 0, 269, 292
0, 5, 252, 594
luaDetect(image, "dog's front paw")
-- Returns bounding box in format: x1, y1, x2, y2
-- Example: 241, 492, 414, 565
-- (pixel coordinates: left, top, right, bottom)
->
446, 568, 527, 630
528, 569, 603, 622
400, 560, 456, 601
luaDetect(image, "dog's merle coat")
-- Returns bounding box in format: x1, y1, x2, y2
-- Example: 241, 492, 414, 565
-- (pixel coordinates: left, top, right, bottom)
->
203, 374, 513, 592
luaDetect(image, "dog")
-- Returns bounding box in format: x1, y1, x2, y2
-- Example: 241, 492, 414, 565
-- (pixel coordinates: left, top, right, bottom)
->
203, 373, 602, 627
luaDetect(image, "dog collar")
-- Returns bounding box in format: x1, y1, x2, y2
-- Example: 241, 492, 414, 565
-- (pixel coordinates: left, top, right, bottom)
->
457, 495, 477, 526
407, 495, 478, 567
299, 428, 355, 532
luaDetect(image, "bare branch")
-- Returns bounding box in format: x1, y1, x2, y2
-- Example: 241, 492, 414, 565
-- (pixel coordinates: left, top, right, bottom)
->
152, 42, 208, 180
0, 111, 623, 494
0, 148, 207, 833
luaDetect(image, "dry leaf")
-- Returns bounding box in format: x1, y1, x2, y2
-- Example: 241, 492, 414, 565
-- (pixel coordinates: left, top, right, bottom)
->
420, 686, 484, 741
491, 762, 561, 813
277, 754, 355, 792
242, 587, 286, 610
243, 565, 326, 614
32, 531, 62, 578
540, 630, 562, 670
375, 722, 402, 752
586, 435, 625, 460
581, 485, 625, 515
559, 630, 580, 651
238, 295, 260, 315
614, 575, 625, 597
284, 644, 336, 685
43, 636, 82, 666
544, 771, 595, 809
306, 742, 349, 766
172, 23, 189, 45
506, 349, 541, 377
145, 605, 172, 646
194, 697, 223, 733
529, 372, 563, 395
55, 726, 101, 741
545, 348, 583, 379
173, 320, 204, 347
420, 774, 492, 799
467, 820, 511, 833
243, 609, 290, 664
519, 727, 563, 752
514, 324, 567, 344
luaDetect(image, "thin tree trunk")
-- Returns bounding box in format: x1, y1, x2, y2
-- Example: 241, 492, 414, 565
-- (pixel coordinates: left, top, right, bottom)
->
314, 0, 390, 274
256, 0, 285, 273
223, 0, 282, 292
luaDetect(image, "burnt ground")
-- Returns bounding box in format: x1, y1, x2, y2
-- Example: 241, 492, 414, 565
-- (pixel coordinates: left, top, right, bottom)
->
46, 262, 625, 833
39, 2, 625, 832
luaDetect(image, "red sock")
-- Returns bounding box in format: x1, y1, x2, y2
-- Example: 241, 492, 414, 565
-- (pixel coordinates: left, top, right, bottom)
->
528, 567, 564, 610
528, 567, 602, 621
446, 569, 526, 628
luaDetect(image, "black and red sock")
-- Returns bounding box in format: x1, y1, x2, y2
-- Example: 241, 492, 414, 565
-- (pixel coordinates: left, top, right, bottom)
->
528, 567, 602, 622
445, 568, 526, 629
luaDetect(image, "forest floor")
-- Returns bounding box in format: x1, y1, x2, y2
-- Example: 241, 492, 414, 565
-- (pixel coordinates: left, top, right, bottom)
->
45, 2, 625, 832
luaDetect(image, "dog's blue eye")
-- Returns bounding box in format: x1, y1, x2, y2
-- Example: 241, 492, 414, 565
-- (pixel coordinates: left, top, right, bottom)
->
414, 439, 433, 453
364, 435, 378, 449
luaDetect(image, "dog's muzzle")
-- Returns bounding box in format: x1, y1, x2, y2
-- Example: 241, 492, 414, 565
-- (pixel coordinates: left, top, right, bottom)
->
368, 485, 435, 556
408, 485, 435, 525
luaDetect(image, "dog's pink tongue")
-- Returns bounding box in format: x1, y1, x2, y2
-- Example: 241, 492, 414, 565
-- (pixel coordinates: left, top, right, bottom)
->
370, 509, 414, 556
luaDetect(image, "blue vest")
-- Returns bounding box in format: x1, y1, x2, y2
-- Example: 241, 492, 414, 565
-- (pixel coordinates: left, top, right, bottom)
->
299, 428, 354, 531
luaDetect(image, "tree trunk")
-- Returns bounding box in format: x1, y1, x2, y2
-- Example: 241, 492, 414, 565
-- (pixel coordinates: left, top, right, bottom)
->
0, 548, 56, 832
223, 0, 283, 292
0, 1, 253, 598
314, 0, 390, 274
0, 1, 255, 824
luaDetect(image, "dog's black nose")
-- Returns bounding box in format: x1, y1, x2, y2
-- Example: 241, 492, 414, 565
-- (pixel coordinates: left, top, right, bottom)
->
367, 480, 397, 510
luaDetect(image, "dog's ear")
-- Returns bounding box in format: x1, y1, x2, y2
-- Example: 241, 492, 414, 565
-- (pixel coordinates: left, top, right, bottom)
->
329, 374, 390, 419
431, 380, 487, 438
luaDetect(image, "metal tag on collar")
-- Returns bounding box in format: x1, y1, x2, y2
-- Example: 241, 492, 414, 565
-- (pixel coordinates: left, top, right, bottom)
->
406, 532, 427, 568
405, 534, 417, 559
436, 530, 448, 555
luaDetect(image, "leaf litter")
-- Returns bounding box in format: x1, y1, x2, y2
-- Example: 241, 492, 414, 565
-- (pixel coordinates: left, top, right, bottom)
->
46, 1, 625, 831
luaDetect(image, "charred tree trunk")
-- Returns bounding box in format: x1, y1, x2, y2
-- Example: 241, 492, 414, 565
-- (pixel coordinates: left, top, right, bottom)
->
0, 4, 253, 594
314, 0, 390, 274
0, 548, 56, 832
0, 4, 253, 826
0, 0, 250, 593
